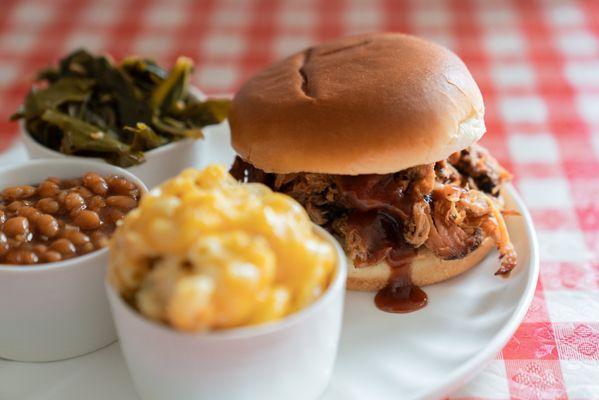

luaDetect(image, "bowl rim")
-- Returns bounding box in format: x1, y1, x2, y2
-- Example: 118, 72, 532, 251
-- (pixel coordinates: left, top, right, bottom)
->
0, 158, 148, 272
18, 86, 209, 163
106, 225, 347, 340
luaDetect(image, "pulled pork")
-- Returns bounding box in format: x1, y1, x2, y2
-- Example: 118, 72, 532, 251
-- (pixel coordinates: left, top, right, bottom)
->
230, 144, 517, 276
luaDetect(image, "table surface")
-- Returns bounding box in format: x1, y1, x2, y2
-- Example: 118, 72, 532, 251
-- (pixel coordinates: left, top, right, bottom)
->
1, 0, 598, 399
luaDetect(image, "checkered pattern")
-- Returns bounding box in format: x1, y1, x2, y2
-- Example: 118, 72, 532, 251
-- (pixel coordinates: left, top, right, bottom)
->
1, 0, 598, 398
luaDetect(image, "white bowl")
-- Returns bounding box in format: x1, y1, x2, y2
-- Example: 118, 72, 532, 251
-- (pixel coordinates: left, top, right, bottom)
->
20, 125, 203, 189
106, 226, 347, 400
0, 159, 147, 362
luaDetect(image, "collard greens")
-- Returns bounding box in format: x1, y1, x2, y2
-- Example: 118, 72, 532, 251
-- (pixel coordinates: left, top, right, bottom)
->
12, 49, 230, 167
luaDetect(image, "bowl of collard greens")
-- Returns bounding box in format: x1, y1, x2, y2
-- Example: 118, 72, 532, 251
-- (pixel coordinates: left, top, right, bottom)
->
13, 49, 230, 188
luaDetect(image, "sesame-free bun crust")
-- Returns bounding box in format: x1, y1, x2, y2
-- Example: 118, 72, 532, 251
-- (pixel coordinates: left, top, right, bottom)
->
347, 237, 495, 291
229, 33, 485, 175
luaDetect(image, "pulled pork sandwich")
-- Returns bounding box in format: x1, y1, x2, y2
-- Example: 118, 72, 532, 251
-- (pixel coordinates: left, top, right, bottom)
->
228, 33, 517, 312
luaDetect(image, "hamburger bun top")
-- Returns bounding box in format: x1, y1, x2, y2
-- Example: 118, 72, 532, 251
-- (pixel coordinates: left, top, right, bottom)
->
229, 33, 485, 175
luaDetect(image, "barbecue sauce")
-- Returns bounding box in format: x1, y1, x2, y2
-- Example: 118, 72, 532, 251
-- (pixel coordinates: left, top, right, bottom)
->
375, 267, 428, 313
345, 210, 428, 313
375, 241, 428, 313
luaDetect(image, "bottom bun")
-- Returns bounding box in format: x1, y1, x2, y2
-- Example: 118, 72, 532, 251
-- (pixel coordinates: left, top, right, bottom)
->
346, 237, 495, 291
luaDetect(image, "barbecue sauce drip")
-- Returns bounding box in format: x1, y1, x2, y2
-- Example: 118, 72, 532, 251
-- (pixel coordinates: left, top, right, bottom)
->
376, 235, 428, 314
375, 285, 428, 313
345, 211, 428, 313
375, 266, 428, 313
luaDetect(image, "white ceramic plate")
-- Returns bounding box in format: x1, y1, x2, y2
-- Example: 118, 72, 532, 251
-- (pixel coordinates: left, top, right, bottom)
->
0, 124, 539, 400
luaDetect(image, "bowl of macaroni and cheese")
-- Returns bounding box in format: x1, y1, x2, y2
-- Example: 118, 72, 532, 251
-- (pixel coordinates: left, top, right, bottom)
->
106, 165, 346, 400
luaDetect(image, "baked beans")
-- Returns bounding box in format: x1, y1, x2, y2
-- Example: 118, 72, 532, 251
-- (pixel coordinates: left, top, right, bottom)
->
0, 172, 141, 265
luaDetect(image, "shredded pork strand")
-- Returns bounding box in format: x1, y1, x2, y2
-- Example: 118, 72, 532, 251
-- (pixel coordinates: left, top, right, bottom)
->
479, 193, 518, 275
230, 144, 518, 276
404, 201, 431, 247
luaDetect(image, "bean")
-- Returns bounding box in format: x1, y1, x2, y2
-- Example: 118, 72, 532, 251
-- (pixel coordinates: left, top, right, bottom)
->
64, 192, 86, 210
62, 230, 90, 247
22, 251, 39, 264
0, 209, 6, 224
6, 201, 25, 212
87, 195, 106, 211
56, 191, 68, 204
36, 198, 60, 214
37, 180, 60, 197
2, 185, 36, 201
5, 249, 38, 265
103, 207, 125, 225
36, 214, 59, 237
69, 206, 86, 220
107, 176, 136, 195
91, 232, 109, 248
22, 186, 36, 198
106, 195, 137, 210
49, 239, 76, 256
63, 224, 79, 232
18, 206, 42, 223
83, 173, 108, 195
73, 210, 101, 230
73, 186, 92, 199
42, 251, 62, 263
4, 217, 29, 237
32, 244, 48, 255
0, 233, 8, 256
80, 242, 95, 253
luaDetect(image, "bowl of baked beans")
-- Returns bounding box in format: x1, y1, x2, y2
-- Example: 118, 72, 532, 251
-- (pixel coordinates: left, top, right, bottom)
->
0, 159, 146, 362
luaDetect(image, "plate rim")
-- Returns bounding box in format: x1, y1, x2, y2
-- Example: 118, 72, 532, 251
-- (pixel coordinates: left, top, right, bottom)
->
417, 183, 540, 399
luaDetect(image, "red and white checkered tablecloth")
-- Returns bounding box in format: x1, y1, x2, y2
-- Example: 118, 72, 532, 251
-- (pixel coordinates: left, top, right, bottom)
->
1, 0, 598, 398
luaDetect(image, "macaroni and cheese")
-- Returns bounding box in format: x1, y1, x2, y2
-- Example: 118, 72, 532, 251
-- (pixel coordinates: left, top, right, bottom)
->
108, 165, 336, 331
